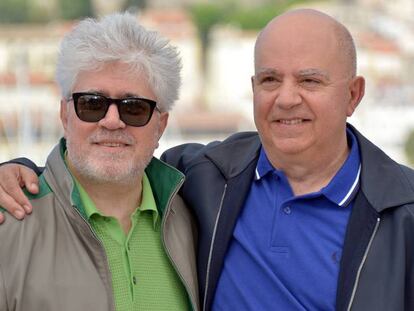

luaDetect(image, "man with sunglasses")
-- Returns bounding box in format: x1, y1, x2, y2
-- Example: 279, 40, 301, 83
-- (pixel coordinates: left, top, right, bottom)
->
0, 12, 199, 311
1, 8, 414, 311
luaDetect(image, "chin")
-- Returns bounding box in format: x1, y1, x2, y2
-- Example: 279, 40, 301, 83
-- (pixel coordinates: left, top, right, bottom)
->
83, 164, 143, 185
271, 138, 311, 155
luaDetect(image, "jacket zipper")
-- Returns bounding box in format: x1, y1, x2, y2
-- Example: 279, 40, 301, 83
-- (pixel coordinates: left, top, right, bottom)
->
160, 177, 199, 311
203, 183, 228, 311
346, 217, 381, 311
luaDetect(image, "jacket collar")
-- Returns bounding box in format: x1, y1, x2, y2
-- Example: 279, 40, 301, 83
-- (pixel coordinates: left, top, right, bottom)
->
349, 124, 414, 212
204, 132, 262, 180
202, 127, 414, 212
44, 138, 185, 219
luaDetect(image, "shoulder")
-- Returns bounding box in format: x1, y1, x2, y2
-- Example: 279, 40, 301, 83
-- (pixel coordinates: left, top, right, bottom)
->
399, 164, 414, 186
0, 175, 55, 251
161, 131, 259, 169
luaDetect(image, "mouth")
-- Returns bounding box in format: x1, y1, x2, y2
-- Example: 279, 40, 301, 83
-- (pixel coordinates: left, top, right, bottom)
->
93, 141, 131, 148
276, 118, 310, 125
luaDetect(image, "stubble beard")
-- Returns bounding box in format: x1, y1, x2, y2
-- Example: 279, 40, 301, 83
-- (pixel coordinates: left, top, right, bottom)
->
66, 130, 157, 186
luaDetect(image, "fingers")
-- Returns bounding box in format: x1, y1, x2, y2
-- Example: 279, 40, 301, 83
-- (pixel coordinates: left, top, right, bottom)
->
0, 191, 26, 219
0, 212, 4, 224
20, 166, 39, 195
0, 164, 38, 220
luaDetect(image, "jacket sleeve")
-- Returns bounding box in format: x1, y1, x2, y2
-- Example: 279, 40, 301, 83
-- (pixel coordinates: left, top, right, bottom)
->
0, 263, 7, 311
161, 139, 223, 172
1, 157, 44, 176
161, 143, 207, 172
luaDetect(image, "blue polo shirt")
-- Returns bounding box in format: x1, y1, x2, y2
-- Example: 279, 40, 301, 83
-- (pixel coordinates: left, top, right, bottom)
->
212, 130, 361, 310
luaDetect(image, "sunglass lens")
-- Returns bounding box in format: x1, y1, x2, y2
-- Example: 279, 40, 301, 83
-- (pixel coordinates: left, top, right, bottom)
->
119, 99, 152, 126
76, 95, 108, 122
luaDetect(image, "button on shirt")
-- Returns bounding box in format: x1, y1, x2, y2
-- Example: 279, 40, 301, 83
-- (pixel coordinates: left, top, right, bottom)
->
213, 130, 361, 311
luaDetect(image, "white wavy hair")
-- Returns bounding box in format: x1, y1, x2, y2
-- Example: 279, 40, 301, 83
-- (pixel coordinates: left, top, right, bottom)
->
56, 12, 182, 111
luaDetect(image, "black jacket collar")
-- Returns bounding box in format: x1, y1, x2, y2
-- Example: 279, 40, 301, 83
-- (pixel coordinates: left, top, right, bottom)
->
349, 124, 414, 211
204, 132, 261, 179
203, 126, 414, 212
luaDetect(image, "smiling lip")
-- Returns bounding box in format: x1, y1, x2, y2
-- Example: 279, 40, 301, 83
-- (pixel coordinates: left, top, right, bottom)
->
94, 141, 131, 147
276, 118, 310, 125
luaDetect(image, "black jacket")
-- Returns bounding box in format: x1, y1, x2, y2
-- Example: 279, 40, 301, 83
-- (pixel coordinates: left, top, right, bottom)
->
161, 125, 414, 311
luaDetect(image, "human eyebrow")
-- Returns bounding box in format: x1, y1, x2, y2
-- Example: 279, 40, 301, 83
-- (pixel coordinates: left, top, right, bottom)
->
297, 69, 330, 81
255, 68, 281, 76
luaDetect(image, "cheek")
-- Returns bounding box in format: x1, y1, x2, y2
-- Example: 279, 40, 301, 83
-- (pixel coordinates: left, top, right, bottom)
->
254, 91, 273, 118
64, 118, 92, 143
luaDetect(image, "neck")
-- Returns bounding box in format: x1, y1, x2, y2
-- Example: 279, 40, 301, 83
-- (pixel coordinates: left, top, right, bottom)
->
71, 169, 143, 234
267, 139, 349, 196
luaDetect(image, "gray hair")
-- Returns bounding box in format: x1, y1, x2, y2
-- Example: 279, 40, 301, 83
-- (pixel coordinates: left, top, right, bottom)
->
56, 12, 182, 111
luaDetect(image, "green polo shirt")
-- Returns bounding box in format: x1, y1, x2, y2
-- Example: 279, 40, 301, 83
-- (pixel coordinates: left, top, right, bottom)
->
74, 173, 188, 310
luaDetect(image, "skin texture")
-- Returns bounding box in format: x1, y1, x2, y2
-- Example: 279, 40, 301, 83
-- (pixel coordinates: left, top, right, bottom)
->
252, 9, 365, 195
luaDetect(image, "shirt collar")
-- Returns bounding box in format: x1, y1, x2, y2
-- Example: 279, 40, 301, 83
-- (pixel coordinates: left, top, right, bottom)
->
255, 128, 361, 207
321, 129, 361, 207
255, 147, 275, 180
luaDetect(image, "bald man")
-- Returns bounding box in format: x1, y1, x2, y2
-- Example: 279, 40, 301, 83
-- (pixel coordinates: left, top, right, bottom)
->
0, 9, 413, 311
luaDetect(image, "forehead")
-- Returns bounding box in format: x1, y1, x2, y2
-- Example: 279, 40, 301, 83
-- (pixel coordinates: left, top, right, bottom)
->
72, 62, 156, 99
255, 15, 344, 75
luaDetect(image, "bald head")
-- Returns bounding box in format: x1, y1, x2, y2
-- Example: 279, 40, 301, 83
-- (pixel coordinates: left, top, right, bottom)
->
254, 9, 357, 77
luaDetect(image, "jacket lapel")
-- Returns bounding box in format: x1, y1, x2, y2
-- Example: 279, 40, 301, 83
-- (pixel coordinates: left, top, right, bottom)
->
204, 160, 258, 310
335, 191, 380, 311
203, 133, 261, 310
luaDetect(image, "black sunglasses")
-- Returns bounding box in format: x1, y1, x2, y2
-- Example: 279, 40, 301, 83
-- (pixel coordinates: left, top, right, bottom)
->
71, 92, 159, 127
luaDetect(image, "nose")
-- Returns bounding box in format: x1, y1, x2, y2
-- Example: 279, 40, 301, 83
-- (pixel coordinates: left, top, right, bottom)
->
98, 103, 126, 129
274, 81, 302, 109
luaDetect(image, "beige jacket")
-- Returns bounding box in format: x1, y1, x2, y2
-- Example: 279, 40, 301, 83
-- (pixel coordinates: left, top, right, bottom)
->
0, 140, 199, 311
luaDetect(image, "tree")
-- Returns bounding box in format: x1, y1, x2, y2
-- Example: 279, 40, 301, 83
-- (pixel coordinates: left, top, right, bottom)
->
59, 0, 93, 20
187, 0, 313, 109
188, 3, 224, 77
0, 0, 30, 23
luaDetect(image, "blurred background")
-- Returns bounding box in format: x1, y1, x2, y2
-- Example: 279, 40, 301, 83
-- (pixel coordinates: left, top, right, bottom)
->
0, 0, 413, 166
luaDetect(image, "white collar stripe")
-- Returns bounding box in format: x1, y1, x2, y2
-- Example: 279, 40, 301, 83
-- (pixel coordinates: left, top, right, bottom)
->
255, 168, 260, 180
338, 164, 361, 207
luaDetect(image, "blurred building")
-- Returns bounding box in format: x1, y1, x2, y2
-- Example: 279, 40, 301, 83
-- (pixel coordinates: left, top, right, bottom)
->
0, 23, 64, 163
0, 0, 413, 165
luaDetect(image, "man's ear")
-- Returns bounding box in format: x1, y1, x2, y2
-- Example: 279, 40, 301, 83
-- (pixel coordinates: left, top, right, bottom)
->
347, 76, 365, 117
60, 99, 68, 137
251, 76, 255, 92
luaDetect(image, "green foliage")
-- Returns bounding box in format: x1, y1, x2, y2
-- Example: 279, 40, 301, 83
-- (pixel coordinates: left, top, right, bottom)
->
0, 0, 93, 23
125, 0, 147, 10
188, 0, 315, 34
227, 0, 309, 30
405, 129, 414, 166
0, 0, 30, 23
59, 0, 93, 20
188, 3, 224, 45
226, 6, 285, 30
188, 3, 227, 72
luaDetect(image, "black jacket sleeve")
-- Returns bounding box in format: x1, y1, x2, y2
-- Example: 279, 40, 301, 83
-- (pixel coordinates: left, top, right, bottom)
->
2, 157, 44, 176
